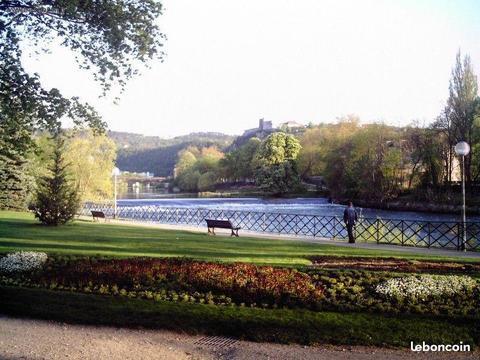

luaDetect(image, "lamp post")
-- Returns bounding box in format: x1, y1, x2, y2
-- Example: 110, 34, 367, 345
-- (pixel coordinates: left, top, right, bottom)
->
112, 167, 121, 219
454, 141, 470, 252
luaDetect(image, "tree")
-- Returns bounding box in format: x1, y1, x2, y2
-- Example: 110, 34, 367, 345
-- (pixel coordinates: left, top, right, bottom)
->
174, 146, 224, 192
436, 51, 479, 183
32, 137, 80, 225
177, 169, 201, 192
255, 132, 301, 165
0, 147, 30, 210
1, 0, 165, 95
254, 133, 302, 195
0, 0, 165, 208
63, 131, 117, 202
256, 162, 301, 195
175, 149, 197, 177
220, 137, 260, 182
323, 124, 406, 202
0, 117, 34, 210
198, 171, 217, 191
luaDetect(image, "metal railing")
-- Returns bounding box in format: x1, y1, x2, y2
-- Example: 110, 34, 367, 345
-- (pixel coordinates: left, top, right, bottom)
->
81, 203, 480, 251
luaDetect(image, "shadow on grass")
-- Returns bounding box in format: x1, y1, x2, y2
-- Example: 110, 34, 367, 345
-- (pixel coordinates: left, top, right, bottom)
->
1, 286, 478, 348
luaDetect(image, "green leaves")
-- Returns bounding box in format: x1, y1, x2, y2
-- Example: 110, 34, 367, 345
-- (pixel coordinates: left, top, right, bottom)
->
32, 136, 80, 225
1, 0, 165, 94
254, 133, 302, 195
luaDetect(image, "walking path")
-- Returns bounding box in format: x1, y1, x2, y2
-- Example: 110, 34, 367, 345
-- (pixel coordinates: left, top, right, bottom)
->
93, 217, 480, 259
0, 316, 476, 360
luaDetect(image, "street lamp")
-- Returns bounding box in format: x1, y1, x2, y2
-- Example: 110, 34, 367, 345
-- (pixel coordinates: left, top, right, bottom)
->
454, 141, 470, 252
112, 167, 121, 219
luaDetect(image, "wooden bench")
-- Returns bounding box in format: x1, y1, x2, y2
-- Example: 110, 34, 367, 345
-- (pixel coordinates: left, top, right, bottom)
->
91, 210, 108, 222
205, 219, 240, 237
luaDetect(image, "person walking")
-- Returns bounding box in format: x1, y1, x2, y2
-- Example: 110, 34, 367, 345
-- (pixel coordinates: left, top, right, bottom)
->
343, 201, 358, 243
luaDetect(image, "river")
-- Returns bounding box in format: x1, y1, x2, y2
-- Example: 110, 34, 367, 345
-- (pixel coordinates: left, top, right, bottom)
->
117, 195, 479, 222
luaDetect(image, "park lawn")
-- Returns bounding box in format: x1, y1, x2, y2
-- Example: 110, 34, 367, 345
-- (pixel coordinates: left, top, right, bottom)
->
1, 286, 477, 348
2, 210, 480, 349
1, 210, 479, 265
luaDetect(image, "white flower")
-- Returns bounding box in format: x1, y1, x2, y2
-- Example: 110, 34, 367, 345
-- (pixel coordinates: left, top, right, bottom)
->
0, 252, 48, 273
375, 274, 478, 301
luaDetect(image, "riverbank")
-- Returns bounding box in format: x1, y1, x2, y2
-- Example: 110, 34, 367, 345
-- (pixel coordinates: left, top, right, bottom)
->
352, 199, 480, 216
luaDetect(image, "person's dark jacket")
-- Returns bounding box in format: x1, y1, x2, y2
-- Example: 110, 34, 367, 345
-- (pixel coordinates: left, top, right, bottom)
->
343, 207, 358, 226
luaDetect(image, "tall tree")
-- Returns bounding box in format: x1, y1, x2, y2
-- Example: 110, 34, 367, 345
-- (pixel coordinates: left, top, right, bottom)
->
32, 136, 80, 225
254, 132, 302, 195
63, 130, 117, 202
438, 51, 479, 183
220, 137, 261, 182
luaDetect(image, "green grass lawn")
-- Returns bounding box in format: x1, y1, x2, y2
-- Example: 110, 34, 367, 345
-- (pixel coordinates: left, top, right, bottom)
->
1, 210, 478, 265
2, 210, 480, 348
1, 286, 477, 347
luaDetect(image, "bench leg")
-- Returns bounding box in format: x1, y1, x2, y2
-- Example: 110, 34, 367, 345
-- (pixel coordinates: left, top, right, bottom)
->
231, 229, 239, 237
208, 227, 216, 235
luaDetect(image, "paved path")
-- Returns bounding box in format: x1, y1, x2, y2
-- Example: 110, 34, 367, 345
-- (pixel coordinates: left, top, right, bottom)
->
90, 217, 480, 259
0, 316, 477, 360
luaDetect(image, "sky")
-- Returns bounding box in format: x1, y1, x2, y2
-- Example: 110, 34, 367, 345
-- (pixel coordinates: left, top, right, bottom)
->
22, 0, 480, 138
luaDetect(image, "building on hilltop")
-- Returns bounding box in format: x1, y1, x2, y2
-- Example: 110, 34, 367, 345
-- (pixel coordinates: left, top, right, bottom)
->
231, 118, 276, 149
280, 121, 304, 129
259, 118, 273, 131
242, 118, 275, 138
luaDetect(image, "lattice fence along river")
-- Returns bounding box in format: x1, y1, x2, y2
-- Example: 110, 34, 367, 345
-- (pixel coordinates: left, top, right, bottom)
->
81, 203, 480, 251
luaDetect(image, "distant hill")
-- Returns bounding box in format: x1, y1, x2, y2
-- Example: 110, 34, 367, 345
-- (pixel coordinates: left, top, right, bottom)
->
109, 131, 235, 176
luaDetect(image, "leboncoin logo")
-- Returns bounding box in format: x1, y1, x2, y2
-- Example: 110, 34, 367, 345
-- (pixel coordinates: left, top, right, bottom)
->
410, 341, 470, 352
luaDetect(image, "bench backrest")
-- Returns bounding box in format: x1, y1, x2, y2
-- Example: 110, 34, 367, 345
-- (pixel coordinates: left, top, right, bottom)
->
205, 219, 233, 228
91, 210, 106, 218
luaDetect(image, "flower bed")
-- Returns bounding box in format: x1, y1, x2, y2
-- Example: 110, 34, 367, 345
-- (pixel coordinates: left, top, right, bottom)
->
17, 257, 323, 309
308, 256, 480, 274
305, 268, 480, 318
0, 252, 48, 273
1, 256, 479, 318
375, 275, 478, 301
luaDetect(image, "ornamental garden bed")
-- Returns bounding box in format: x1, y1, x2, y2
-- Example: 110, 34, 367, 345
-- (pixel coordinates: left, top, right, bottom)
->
308, 255, 480, 274
1, 252, 479, 320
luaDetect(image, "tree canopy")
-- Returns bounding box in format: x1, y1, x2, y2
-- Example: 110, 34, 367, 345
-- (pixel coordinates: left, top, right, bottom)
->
1, 0, 165, 133
0, 0, 165, 210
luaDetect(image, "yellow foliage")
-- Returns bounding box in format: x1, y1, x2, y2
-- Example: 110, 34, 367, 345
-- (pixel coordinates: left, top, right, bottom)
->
63, 131, 117, 202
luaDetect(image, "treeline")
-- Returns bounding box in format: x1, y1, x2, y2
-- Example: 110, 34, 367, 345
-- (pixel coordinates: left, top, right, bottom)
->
175, 52, 480, 205
0, 130, 116, 211
174, 133, 303, 195
114, 132, 235, 176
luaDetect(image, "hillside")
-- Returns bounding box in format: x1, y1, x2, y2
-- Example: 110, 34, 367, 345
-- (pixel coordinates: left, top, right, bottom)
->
109, 131, 235, 176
